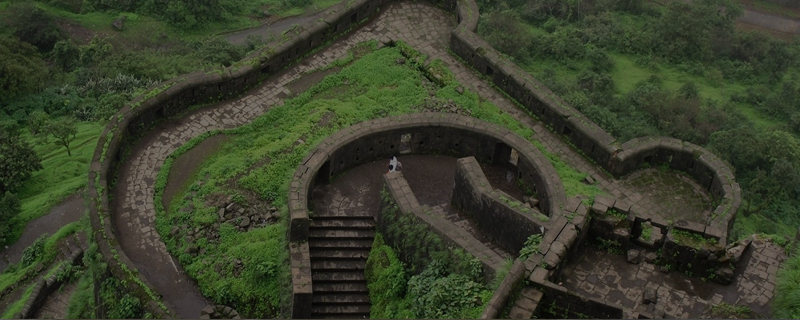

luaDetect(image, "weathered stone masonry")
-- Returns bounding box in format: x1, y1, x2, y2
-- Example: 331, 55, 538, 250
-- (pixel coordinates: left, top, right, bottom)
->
87, 0, 743, 315
287, 113, 565, 317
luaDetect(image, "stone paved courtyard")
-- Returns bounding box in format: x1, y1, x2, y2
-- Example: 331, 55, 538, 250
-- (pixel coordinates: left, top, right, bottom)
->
109, 0, 776, 317
619, 168, 712, 224
558, 236, 787, 318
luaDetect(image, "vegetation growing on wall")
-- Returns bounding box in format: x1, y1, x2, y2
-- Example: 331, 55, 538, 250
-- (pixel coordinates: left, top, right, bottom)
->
477, 0, 800, 242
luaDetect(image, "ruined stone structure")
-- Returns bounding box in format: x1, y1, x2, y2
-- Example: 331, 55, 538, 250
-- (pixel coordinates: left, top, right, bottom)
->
85, 0, 775, 317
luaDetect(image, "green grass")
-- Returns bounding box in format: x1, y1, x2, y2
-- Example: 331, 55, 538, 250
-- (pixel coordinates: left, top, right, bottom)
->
273, 0, 341, 17
65, 273, 95, 319
0, 283, 34, 319
0, 221, 83, 294
775, 246, 800, 318
0, 221, 82, 319
155, 42, 597, 317
4, 122, 102, 246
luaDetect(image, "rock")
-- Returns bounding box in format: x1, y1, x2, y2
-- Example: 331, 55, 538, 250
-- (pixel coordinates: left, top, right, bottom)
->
237, 208, 245, 215
627, 249, 642, 264
170, 226, 180, 237
455, 86, 464, 94
239, 217, 251, 228
225, 213, 233, 220
226, 203, 235, 212
714, 268, 734, 285
643, 287, 657, 304
269, 206, 277, 213
396, 58, 405, 65
218, 208, 225, 219
528, 198, 539, 208
645, 252, 658, 264
270, 212, 281, 220
584, 175, 595, 185
200, 305, 215, 316
185, 245, 199, 254
707, 253, 718, 262
659, 265, 670, 273
111, 16, 126, 31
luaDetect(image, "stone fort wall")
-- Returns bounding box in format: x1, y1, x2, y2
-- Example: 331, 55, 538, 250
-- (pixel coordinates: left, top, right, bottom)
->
289, 113, 566, 317
86, 0, 742, 316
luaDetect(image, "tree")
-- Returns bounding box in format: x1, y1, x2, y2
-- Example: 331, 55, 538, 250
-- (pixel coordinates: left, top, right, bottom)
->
45, 117, 78, 156
28, 110, 51, 137
0, 125, 43, 194
0, 192, 21, 244
3, 2, 65, 52
0, 35, 49, 101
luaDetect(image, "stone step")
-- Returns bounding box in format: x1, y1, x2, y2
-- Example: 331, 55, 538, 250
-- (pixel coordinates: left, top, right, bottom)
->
311, 304, 371, 315
312, 271, 366, 282
310, 313, 371, 319
311, 259, 366, 271
308, 229, 375, 239
310, 249, 370, 259
312, 293, 370, 304
310, 218, 375, 229
313, 282, 368, 293
311, 209, 374, 218
308, 239, 373, 249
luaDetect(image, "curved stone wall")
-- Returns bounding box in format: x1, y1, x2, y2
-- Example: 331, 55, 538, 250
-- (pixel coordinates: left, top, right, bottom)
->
287, 112, 566, 316
87, 0, 742, 315
86, 0, 396, 315
446, 2, 740, 242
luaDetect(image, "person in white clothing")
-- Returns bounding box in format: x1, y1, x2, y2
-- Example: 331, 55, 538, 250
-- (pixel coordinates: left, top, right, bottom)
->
387, 155, 401, 173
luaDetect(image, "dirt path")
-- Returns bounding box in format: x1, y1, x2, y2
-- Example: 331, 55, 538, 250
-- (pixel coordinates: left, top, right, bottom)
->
0, 193, 85, 272
223, 9, 330, 45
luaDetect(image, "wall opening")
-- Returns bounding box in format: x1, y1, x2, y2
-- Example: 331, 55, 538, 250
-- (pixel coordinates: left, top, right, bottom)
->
400, 133, 412, 154
643, 155, 653, 164
350, 13, 357, 23
562, 125, 572, 136
486, 66, 494, 76
314, 160, 331, 186
492, 143, 512, 166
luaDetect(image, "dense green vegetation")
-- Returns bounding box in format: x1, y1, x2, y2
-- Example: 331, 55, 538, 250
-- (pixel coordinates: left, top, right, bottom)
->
477, 0, 800, 317
478, 0, 800, 240
155, 41, 596, 317
366, 234, 491, 319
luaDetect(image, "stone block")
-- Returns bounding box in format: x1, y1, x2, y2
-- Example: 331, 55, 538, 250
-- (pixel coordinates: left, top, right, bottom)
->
673, 219, 705, 234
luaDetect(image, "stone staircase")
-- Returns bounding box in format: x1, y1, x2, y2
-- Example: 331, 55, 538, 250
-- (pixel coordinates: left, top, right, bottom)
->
308, 212, 374, 319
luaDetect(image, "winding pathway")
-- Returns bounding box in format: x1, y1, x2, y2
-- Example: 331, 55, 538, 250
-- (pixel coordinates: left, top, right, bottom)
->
113, 1, 732, 317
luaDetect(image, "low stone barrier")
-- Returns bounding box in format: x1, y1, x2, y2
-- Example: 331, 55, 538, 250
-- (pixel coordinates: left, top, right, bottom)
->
452, 156, 547, 254
14, 249, 84, 319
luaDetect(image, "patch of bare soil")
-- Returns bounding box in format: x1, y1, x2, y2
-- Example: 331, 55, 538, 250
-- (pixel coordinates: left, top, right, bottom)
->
162, 134, 230, 213
0, 193, 85, 272
56, 20, 103, 45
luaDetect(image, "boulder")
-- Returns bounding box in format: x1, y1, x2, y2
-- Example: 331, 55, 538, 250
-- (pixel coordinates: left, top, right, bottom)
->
239, 217, 251, 228
200, 305, 215, 316
185, 245, 199, 254
111, 16, 126, 31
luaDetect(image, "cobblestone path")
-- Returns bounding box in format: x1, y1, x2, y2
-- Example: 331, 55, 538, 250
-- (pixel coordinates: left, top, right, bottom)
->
560, 236, 787, 318
113, 1, 722, 316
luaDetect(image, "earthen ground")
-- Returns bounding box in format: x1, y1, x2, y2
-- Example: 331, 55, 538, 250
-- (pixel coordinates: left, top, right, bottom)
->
107, 1, 786, 317
0, 193, 85, 272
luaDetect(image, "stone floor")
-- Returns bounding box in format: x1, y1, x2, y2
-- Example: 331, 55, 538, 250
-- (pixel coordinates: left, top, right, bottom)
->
110, 0, 731, 316
558, 236, 787, 318
619, 169, 712, 224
